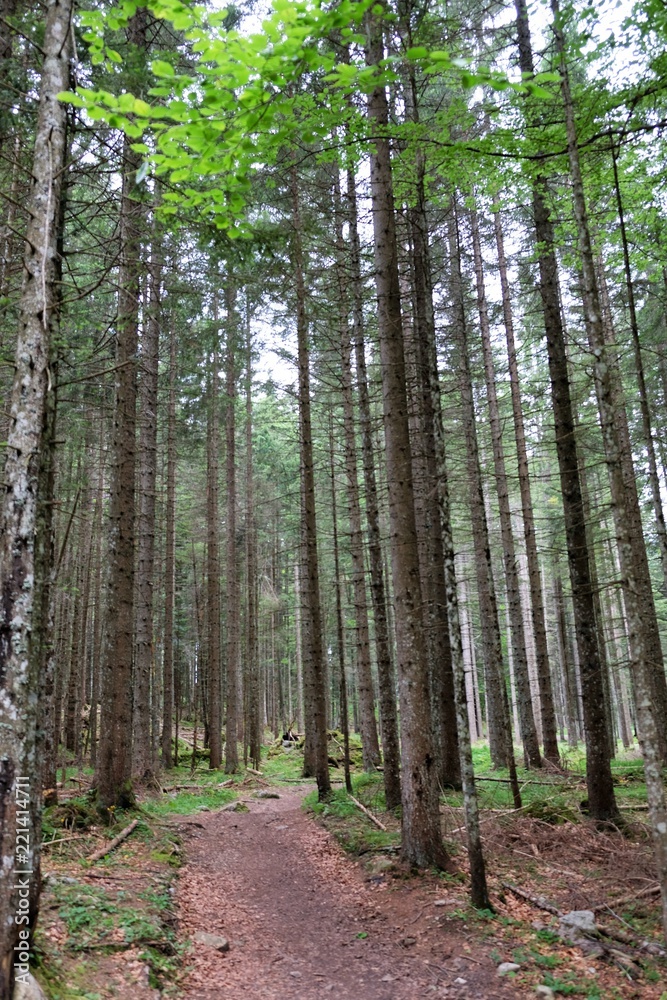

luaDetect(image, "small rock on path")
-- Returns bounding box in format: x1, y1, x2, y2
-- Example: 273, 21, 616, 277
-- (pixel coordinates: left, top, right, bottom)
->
177, 788, 527, 999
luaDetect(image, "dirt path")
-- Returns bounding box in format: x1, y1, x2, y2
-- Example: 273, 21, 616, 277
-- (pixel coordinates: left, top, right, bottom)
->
176, 789, 525, 999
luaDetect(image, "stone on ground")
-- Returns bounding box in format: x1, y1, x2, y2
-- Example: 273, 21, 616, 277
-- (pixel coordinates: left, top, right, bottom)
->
193, 931, 230, 952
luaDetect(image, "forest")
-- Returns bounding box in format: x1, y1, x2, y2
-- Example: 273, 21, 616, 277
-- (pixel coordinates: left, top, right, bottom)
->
1, 0, 667, 996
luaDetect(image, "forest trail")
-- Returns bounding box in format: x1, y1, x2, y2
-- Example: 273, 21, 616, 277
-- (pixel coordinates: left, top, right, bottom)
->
176, 788, 523, 999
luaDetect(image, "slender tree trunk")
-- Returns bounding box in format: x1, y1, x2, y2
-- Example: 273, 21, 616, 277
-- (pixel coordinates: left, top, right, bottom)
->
611, 146, 667, 596
294, 561, 304, 733
96, 10, 150, 808
579, 450, 615, 760
494, 210, 559, 764
513, 0, 618, 823
469, 207, 541, 770
225, 284, 240, 773
290, 166, 330, 800
551, 0, 666, 927
245, 313, 261, 769
448, 208, 518, 793
65, 486, 91, 759
365, 9, 445, 867
89, 428, 104, 772
207, 309, 222, 770
0, 0, 71, 986
595, 261, 667, 751
332, 169, 381, 771
401, 63, 460, 792
133, 218, 161, 780
329, 422, 353, 795
346, 164, 401, 810
554, 572, 579, 746
161, 317, 177, 769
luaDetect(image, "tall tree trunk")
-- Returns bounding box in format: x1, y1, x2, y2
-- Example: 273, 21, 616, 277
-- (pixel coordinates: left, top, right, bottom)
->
207, 309, 222, 770
329, 421, 353, 795
365, 9, 445, 867
96, 11, 147, 809
513, 0, 618, 823
494, 209, 559, 764
245, 314, 261, 769
0, 0, 71, 987
161, 316, 177, 769
225, 284, 240, 773
442, 508, 492, 907
89, 427, 104, 772
611, 145, 667, 596
551, 0, 667, 927
133, 217, 161, 780
402, 59, 460, 791
554, 572, 580, 746
595, 260, 667, 749
332, 168, 381, 771
469, 208, 541, 770
290, 166, 330, 800
447, 208, 518, 790
65, 484, 90, 759
346, 163, 401, 810
294, 560, 304, 733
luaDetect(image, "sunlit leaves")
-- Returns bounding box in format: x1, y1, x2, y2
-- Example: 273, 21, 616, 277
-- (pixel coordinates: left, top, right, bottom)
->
63, 0, 560, 233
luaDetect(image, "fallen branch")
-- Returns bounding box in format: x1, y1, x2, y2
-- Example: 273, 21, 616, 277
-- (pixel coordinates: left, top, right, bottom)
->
86, 819, 139, 863
349, 795, 387, 831
43, 832, 104, 848
162, 784, 214, 792
502, 881, 665, 959
475, 776, 577, 787
598, 883, 660, 911
501, 881, 560, 915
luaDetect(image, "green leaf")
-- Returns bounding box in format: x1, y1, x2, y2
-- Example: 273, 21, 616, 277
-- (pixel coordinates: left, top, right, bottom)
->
58, 90, 87, 107
133, 98, 152, 117
152, 59, 175, 78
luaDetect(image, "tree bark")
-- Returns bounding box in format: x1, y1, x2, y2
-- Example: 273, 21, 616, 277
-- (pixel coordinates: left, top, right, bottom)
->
161, 315, 177, 769
551, 0, 667, 927
469, 208, 541, 770
290, 166, 330, 800
96, 10, 147, 809
245, 312, 261, 770
365, 8, 446, 867
332, 168, 381, 771
494, 209, 559, 764
207, 304, 222, 770
225, 283, 240, 773
611, 145, 667, 597
447, 208, 518, 796
0, 0, 71, 986
513, 0, 618, 823
329, 421, 353, 795
346, 163, 401, 810
89, 427, 104, 772
133, 215, 161, 780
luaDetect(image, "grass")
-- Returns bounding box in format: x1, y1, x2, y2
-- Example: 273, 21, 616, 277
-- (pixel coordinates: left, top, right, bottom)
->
304, 771, 400, 855
436, 741, 651, 817
36, 815, 184, 999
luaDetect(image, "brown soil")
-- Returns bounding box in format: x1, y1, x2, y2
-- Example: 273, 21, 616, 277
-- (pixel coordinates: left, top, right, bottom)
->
177, 788, 525, 999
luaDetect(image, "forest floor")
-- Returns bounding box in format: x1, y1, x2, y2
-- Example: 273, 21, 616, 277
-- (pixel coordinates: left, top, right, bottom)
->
34, 736, 667, 1000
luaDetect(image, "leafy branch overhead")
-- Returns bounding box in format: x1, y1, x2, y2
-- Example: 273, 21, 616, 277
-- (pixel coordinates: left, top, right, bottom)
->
61, 0, 558, 230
